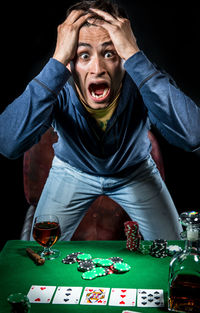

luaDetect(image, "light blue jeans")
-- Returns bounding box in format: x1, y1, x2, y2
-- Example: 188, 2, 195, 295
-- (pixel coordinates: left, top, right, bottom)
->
30, 155, 183, 241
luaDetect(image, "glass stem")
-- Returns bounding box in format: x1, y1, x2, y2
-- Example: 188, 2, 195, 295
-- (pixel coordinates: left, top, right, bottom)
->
43, 247, 52, 255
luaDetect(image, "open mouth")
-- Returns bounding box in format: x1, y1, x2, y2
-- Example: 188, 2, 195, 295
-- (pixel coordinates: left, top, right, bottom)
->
88, 83, 110, 102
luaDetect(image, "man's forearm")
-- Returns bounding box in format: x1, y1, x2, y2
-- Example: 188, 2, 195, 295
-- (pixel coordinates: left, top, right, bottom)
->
124, 51, 200, 151
0, 58, 70, 159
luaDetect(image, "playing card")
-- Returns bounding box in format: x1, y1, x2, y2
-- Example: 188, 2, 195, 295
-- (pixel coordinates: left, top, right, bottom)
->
27, 285, 56, 303
137, 289, 164, 307
52, 286, 82, 304
80, 287, 110, 305
122, 311, 140, 313
109, 288, 136, 306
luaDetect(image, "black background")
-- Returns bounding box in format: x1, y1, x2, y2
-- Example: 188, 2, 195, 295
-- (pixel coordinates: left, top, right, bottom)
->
0, 1, 200, 249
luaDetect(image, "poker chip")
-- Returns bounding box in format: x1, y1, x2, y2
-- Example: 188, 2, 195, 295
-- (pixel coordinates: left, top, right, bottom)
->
113, 262, 131, 273
77, 260, 95, 272
108, 265, 116, 274
167, 245, 182, 256
77, 253, 92, 261
124, 221, 141, 251
93, 267, 107, 276
62, 252, 83, 264
92, 258, 103, 265
62, 250, 131, 280
97, 258, 113, 267
7, 293, 31, 313
150, 239, 168, 258
66, 252, 83, 259
139, 241, 152, 255
82, 269, 98, 280
109, 257, 124, 263
62, 257, 77, 264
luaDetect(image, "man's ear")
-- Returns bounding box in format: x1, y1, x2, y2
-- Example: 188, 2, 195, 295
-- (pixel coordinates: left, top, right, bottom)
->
66, 63, 71, 72
67, 61, 75, 73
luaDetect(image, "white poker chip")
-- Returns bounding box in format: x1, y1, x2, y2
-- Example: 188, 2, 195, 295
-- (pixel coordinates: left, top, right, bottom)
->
167, 245, 182, 255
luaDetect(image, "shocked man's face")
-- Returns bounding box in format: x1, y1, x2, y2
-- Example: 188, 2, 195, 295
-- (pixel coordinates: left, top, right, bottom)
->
70, 25, 125, 109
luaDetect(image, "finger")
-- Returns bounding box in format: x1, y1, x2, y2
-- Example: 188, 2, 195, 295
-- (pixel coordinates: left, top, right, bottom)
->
89, 8, 117, 24
73, 12, 93, 27
64, 9, 85, 23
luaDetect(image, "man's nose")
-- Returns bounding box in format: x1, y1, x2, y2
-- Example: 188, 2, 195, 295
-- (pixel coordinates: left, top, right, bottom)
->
90, 56, 106, 76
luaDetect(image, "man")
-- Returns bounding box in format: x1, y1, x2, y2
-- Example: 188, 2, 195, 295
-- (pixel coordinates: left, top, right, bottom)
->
0, 0, 199, 240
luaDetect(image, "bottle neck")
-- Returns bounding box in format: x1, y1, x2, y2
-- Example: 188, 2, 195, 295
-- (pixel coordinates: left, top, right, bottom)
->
185, 227, 200, 253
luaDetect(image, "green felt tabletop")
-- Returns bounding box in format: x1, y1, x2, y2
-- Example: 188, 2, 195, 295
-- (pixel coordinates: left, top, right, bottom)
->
0, 240, 185, 313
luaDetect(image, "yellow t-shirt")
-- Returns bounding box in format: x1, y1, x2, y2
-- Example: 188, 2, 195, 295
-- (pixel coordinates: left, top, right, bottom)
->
75, 85, 121, 131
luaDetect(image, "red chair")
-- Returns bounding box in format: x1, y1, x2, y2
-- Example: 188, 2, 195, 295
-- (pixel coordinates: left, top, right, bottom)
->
20, 128, 165, 241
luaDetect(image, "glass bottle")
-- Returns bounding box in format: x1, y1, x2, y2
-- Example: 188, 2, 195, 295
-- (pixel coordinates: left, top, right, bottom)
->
168, 211, 200, 313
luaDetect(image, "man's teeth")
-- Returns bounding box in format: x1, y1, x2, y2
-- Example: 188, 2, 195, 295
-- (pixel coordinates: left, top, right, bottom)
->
91, 88, 108, 99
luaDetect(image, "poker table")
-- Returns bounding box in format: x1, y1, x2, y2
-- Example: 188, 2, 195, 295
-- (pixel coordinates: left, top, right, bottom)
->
0, 240, 184, 313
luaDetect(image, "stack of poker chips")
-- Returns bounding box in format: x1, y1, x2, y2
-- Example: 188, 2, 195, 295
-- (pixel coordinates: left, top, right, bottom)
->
139, 241, 152, 255
124, 221, 141, 251
62, 252, 85, 264
150, 239, 168, 258
7, 293, 31, 313
166, 245, 182, 256
62, 252, 131, 280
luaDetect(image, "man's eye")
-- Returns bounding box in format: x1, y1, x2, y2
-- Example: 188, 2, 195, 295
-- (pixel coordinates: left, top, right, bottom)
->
80, 53, 89, 60
104, 51, 114, 58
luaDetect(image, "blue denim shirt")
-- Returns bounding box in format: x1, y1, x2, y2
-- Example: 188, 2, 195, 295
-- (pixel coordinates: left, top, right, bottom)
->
0, 51, 199, 175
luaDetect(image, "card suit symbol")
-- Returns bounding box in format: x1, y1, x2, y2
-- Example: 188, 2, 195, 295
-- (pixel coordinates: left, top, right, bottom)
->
47, 299, 50, 302
120, 295, 126, 298
121, 290, 126, 293
148, 298, 154, 302
119, 301, 125, 305
64, 298, 70, 302
89, 289, 93, 292
98, 300, 102, 303
65, 293, 71, 296
40, 287, 46, 290
67, 288, 72, 291
35, 298, 41, 302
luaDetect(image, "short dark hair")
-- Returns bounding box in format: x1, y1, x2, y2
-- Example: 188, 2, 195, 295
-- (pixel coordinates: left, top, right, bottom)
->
66, 0, 128, 19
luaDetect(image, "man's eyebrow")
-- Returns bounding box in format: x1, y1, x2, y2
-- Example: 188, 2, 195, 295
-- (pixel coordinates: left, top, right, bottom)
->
77, 42, 92, 48
101, 41, 113, 47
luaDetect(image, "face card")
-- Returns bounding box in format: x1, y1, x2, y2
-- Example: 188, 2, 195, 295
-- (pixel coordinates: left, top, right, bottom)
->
27, 285, 56, 303
80, 287, 110, 305
52, 286, 82, 304
109, 288, 136, 306
137, 289, 164, 307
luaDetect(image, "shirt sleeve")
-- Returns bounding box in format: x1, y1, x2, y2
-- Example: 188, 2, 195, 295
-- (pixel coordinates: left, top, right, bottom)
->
0, 58, 71, 159
124, 51, 200, 153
